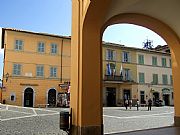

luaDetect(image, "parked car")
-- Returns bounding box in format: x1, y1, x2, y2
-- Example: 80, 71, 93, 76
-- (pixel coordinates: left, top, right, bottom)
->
154, 100, 163, 107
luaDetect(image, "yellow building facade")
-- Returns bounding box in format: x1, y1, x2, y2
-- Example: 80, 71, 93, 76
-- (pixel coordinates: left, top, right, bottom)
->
0, 28, 173, 109
1, 28, 71, 107
1, 29, 138, 107
102, 43, 173, 107
102, 42, 138, 106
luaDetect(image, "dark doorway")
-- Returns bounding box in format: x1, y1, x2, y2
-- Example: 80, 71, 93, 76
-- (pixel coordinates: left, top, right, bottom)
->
123, 89, 131, 106
163, 94, 170, 106
140, 91, 145, 104
123, 89, 131, 100
48, 89, 56, 107
24, 88, 34, 107
106, 87, 116, 107
153, 92, 160, 102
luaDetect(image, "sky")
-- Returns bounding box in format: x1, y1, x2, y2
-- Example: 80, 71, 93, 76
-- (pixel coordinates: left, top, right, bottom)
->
103, 24, 166, 47
0, 0, 167, 78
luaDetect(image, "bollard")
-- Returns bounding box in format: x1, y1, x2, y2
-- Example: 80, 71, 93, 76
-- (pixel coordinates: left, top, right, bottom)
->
60, 111, 69, 131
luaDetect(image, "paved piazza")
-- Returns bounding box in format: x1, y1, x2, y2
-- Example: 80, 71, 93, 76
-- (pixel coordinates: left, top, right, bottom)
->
103, 107, 174, 134
0, 104, 174, 135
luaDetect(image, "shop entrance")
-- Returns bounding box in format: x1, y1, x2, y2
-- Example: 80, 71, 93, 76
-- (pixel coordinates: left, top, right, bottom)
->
48, 89, 56, 107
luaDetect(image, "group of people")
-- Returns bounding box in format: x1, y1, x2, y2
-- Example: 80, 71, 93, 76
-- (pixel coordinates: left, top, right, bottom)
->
124, 98, 152, 111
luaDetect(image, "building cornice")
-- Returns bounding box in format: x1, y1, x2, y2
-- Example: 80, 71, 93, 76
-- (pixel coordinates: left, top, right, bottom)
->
103, 42, 171, 56
1, 28, 71, 48
1, 28, 171, 57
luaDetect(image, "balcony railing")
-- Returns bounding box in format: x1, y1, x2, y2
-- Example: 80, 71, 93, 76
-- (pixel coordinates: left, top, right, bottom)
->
104, 75, 134, 82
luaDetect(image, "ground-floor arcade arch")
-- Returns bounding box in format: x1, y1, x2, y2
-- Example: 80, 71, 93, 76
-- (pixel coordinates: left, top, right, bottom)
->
103, 13, 180, 127
71, 1, 180, 135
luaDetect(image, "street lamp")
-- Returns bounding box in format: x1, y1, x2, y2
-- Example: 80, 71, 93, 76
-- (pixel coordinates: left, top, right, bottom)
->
5, 72, 9, 82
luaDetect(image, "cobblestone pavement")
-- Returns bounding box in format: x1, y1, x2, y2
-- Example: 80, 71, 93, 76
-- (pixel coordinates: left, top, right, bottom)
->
0, 104, 174, 135
103, 106, 174, 134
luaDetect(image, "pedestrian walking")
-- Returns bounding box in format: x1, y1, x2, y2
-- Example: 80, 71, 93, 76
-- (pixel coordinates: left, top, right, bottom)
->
125, 99, 128, 110
136, 99, 139, 111
129, 99, 132, 109
148, 98, 152, 111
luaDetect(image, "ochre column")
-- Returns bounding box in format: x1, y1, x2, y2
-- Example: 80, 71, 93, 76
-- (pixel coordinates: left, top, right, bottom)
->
70, 0, 180, 133
70, 0, 104, 134
171, 45, 180, 127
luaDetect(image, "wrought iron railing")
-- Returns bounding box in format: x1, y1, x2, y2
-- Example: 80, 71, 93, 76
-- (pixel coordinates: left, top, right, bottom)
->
104, 75, 134, 82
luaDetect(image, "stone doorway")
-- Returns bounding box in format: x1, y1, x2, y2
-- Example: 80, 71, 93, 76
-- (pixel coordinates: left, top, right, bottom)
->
24, 88, 34, 107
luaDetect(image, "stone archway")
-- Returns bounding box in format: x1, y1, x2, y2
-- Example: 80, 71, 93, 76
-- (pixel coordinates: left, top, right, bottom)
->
102, 13, 180, 127
24, 87, 34, 107
71, 1, 180, 134
47, 89, 56, 107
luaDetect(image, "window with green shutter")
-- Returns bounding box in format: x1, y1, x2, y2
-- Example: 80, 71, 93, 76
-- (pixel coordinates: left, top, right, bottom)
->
139, 72, 145, 83
138, 54, 144, 65
162, 58, 167, 67
169, 59, 172, 67
170, 75, 173, 85
152, 74, 158, 84
152, 56, 157, 66
162, 74, 168, 85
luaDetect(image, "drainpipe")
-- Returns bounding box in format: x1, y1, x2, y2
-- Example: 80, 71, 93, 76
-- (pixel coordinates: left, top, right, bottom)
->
60, 38, 63, 83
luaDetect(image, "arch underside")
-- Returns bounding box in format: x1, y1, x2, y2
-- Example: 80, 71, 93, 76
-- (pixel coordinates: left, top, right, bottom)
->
71, 1, 180, 134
